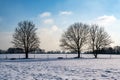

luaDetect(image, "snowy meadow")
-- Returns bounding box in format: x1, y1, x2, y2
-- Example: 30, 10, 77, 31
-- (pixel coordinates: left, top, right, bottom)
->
0, 54, 120, 80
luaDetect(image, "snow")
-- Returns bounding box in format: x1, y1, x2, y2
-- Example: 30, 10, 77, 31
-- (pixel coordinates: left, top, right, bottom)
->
1, 53, 119, 59
1, 54, 120, 80
0, 54, 77, 59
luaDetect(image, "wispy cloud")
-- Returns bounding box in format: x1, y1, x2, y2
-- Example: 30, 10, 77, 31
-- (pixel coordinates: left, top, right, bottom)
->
97, 15, 116, 22
94, 15, 117, 26
59, 11, 73, 15
40, 12, 51, 18
43, 18, 54, 24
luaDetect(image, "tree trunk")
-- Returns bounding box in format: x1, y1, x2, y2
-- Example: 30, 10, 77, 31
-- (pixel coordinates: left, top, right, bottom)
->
25, 50, 28, 59
78, 50, 80, 58
94, 53, 97, 58
92, 44, 96, 58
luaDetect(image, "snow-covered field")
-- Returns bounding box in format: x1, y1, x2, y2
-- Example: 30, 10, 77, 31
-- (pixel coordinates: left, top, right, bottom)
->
0, 53, 119, 59
1, 54, 120, 80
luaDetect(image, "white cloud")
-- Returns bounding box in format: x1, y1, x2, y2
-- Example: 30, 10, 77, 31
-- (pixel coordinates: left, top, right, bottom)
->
43, 19, 54, 24
60, 11, 73, 15
37, 25, 62, 51
94, 15, 117, 26
40, 12, 51, 18
51, 25, 58, 31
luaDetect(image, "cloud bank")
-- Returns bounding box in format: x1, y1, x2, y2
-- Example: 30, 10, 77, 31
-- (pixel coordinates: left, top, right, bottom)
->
37, 25, 62, 51
0, 32, 13, 50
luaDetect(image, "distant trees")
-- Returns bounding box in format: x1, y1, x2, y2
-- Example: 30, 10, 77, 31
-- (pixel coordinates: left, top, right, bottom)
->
0, 49, 6, 54
12, 21, 40, 58
89, 24, 112, 58
60, 23, 89, 58
114, 46, 120, 53
60, 23, 112, 58
7, 47, 24, 53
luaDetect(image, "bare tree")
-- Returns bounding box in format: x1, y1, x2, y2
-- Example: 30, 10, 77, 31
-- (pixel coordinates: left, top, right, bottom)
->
60, 23, 89, 58
12, 21, 40, 58
89, 24, 112, 58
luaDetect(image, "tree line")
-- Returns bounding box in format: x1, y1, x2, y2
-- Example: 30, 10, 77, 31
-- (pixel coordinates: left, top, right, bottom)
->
1, 20, 114, 59
1, 46, 120, 55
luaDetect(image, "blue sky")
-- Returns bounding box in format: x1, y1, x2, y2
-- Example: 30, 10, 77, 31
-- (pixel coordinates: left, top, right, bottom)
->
0, 0, 120, 51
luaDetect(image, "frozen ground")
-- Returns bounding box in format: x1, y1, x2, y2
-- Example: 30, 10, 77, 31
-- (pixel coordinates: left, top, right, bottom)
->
1, 55, 120, 80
